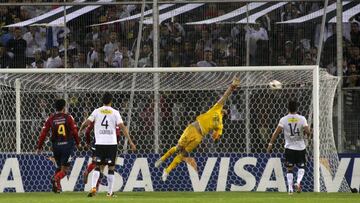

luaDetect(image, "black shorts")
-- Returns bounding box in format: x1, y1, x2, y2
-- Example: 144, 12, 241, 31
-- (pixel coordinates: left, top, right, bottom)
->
95, 145, 117, 166
52, 144, 74, 167
284, 148, 306, 167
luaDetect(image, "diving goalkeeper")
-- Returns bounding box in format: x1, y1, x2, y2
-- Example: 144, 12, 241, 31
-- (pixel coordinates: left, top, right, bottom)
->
155, 77, 240, 181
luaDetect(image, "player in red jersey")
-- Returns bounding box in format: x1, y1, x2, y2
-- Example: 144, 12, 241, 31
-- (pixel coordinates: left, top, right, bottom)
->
36, 99, 80, 193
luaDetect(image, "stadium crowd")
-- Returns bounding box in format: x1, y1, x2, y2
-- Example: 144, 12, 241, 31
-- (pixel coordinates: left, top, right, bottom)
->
0, 1, 359, 83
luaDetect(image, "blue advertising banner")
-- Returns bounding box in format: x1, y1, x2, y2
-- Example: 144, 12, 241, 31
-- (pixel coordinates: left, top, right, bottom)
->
0, 153, 359, 193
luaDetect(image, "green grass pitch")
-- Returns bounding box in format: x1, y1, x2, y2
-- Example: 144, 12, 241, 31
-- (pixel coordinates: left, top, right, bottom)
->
0, 192, 359, 203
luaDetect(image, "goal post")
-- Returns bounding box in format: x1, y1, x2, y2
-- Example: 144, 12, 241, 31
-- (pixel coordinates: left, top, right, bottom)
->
0, 66, 349, 192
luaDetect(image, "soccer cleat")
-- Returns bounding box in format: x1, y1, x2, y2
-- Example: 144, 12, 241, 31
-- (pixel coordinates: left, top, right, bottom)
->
52, 177, 61, 193
83, 171, 89, 184
162, 169, 169, 182
288, 190, 294, 195
155, 159, 163, 168
87, 187, 97, 197
295, 183, 302, 193
106, 192, 117, 198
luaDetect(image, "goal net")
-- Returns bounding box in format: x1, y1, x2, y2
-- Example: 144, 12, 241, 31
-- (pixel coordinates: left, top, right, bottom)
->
0, 67, 349, 192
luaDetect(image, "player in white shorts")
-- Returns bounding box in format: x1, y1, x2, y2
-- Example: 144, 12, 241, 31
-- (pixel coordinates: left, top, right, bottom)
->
267, 100, 311, 194
79, 92, 136, 197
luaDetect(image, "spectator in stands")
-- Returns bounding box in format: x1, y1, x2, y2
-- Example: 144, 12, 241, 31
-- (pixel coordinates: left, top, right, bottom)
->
87, 40, 102, 68
45, 47, 62, 68
165, 43, 181, 67
212, 38, 226, 64
167, 22, 185, 44
344, 63, 360, 87
180, 41, 195, 67
103, 31, 119, 64
283, 40, 296, 65
244, 23, 269, 65
0, 27, 14, 47
138, 43, 152, 67
121, 21, 138, 49
7, 27, 27, 68
281, 3, 298, 21
218, 57, 228, 67
59, 34, 80, 58
302, 51, 315, 65
141, 26, 153, 45
350, 22, 360, 47
30, 49, 45, 68
160, 24, 172, 50
169, 55, 181, 67
255, 40, 270, 65
226, 44, 241, 66
310, 47, 318, 63
194, 39, 205, 62
0, 6, 14, 35
84, 26, 105, 48
0, 42, 12, 68
122, 55, 131, 68
19, 6, 32, 22
204, 3, 219, 19
197, 47, 216, 67
23, 26, 42, 66
348, 46, 360, 70
277, 55, 287, 65
73, 51, 89, 68
199, 29, 213, 50
109, 48, 123, 68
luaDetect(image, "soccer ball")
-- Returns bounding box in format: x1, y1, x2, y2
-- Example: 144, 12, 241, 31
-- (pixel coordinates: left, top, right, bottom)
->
269, 80, 282, 90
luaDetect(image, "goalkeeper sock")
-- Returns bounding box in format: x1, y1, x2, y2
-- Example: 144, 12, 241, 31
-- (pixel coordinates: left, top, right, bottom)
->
107, 170, 115, 194
297, 169, 305, 184
86, 162, 96, 173
165, 153, 184, 174
286, 173, 294, 192
91, 169, 100, 190
161, 147, 177, 162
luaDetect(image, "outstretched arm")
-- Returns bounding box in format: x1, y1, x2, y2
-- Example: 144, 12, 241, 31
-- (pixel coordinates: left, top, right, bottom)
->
267, 126, 283, 153
217, 77, 240, 105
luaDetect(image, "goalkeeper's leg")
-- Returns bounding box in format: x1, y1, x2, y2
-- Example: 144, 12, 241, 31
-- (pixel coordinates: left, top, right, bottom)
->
161, 147, 178, 161
162, 138, 201, 181
156, 125, 191, 168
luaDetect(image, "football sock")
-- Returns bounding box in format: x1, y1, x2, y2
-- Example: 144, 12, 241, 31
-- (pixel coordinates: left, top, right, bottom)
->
297, 169, 305, 184
91, 169, 100, 189
53, 168, 61, 179
286, 173, 294, 192
165, 153, 184, 174
54, 170, 66, 189
161, 147, 177, 162
107, 170, 115, 194
86, 162, 96, 173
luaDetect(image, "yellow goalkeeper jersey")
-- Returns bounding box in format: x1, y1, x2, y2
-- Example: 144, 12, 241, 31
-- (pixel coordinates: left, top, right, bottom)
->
196, 102, 224, 136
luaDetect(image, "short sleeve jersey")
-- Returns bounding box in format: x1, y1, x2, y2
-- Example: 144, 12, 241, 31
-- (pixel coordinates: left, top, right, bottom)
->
88, 106, 123, 145
278, 113, 308, 150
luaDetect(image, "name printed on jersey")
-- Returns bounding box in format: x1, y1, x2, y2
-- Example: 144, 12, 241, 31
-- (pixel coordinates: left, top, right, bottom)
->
99, 129, 114, 135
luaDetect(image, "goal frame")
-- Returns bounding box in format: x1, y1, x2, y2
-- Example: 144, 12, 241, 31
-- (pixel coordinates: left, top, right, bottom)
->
0, 65, 320, 192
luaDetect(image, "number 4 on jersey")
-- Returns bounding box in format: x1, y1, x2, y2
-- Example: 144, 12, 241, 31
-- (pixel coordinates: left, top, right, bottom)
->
288, 123, 300, 136
101, 116, 109, 129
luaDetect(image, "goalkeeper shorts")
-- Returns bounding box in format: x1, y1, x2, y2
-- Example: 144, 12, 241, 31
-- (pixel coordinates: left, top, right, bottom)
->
178, 124, 203, 153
